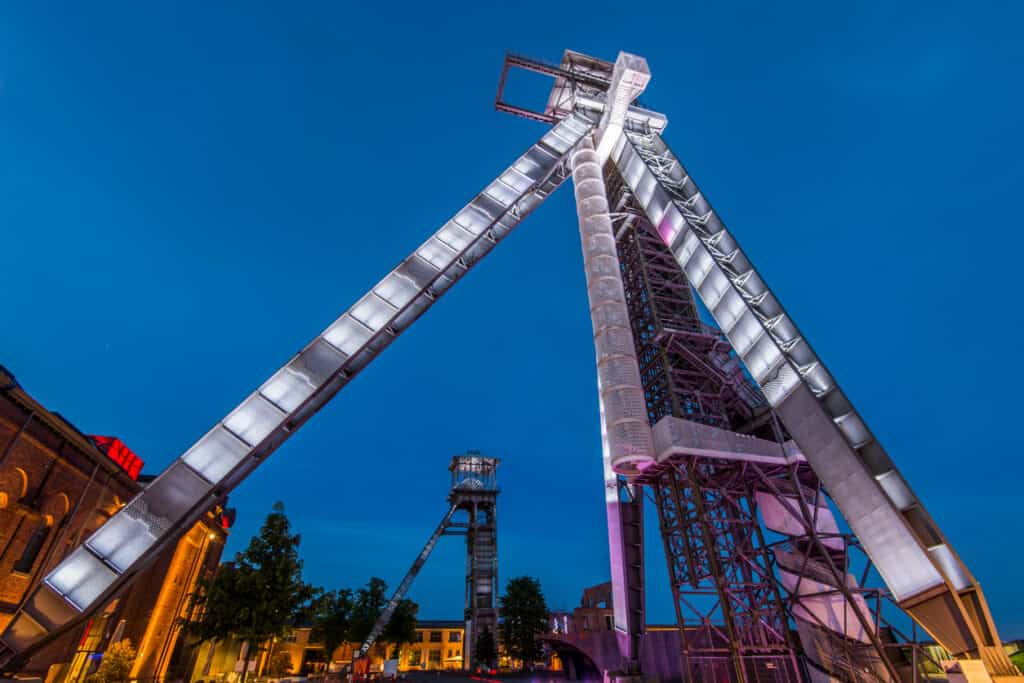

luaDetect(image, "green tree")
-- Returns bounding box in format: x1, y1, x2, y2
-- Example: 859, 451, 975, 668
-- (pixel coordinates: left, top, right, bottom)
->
311, 588, 355, 662
348, 577, 389, 646
181, 562, 248, 643
181, 502, 315, 683
86, 639, 136, 683
499, 576, 549, 670
346, 578, 419, 659
379, 598, 418, 659
474, 627, 497, 670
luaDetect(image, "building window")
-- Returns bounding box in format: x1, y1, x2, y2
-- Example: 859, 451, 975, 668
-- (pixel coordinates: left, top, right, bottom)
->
605, 615, 613, 630
447, 649, 453, 658
408, 650, 421, 666
413, 631, 423, 643
429, 631, 442, 643
13, 517, 52, 574
448, 631, 460, 643
428, 650, 441, 664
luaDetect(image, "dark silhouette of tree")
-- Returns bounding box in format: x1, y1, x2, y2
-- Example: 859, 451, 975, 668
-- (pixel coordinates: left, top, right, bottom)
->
346, 578, 419, 659
380, 598, 418, 659
474, 627, 497, 670
348, 577, 389, 646
311, 589, 355, 662
499, 576, 549, 670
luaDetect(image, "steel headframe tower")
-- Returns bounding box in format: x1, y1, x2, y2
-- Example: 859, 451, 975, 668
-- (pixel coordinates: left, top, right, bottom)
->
496, 50, 1022, 683
354, 452, 498, 671
1, 48, 1018, 683
448, 453, 500, 670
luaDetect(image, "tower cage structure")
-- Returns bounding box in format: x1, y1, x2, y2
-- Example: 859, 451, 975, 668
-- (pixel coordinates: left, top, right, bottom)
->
354, 453, 498, 672
448, 454, 500, 670
1, 48, 1019, 683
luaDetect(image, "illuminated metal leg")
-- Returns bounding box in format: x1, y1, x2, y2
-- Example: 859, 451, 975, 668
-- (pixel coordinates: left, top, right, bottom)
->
0, 112, 596, 670
571, 133, 653, 673
612, 128, 1018, 676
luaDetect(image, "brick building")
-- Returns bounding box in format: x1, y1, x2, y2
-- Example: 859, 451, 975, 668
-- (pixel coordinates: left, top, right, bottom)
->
0, 366, 229, 683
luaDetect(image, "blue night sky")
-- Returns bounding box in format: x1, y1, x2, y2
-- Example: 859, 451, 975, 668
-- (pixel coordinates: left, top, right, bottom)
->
3, 2, 1023, 635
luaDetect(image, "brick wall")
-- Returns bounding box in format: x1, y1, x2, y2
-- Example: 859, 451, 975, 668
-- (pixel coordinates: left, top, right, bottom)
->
0, 370, 227, 682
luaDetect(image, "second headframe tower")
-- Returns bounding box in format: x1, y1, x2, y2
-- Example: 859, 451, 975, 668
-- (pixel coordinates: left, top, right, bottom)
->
448, 453, 499, 670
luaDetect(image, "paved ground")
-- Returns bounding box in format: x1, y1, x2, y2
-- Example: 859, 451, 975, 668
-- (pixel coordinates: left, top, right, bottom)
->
405, 671, 566, 683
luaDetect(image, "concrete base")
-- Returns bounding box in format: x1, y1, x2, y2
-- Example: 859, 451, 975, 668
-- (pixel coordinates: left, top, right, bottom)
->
943, 660, 995, 683
943, 658, 1024, 683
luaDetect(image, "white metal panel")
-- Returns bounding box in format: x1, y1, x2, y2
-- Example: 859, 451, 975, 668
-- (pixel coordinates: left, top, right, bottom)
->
45, 548, 117, 612
499, 168, 533, 193
350, 293, 397, 331
374, 272, 420, 309
875, 470, 915, 511
181, 426, 250, 484
435, 222, 476, 252
416, 236, 458, 270
260, 340, 345, 414
451, 206, 492, 236
85, 509, 155, 573
393, 256, 438, 289
323, 315, 373, 355
223, 393, 286, 447
930, 545, 970, 590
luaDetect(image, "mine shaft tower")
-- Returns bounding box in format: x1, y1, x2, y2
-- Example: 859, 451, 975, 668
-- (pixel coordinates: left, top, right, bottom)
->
1, 49, 1018, 683
448, 454, 500, 669
353, 453, 498, 671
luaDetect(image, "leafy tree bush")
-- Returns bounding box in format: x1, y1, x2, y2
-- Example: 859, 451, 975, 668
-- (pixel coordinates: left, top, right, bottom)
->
181, 502, 315, 683
379, 598, 418, 659
348, 578, 418, 659
499, 576, 549, 670
311, 589, 355, 662
86, 639, 136, 683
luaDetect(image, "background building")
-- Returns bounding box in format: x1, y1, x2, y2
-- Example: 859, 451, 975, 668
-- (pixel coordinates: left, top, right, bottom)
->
189, 620, 466, 680
0, 365, 230, 683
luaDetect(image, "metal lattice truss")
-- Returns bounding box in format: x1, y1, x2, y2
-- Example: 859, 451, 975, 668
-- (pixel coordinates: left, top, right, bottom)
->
1, 50, 1016, 683
609, 125, 1015, 675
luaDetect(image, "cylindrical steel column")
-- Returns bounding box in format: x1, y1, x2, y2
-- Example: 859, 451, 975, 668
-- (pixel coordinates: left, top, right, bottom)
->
571, 133, 654, 673
571, 134, 655, 477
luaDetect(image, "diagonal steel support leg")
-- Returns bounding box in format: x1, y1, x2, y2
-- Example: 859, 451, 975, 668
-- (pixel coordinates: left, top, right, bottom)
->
571, 133, 652, 674
0, 112, 597, 673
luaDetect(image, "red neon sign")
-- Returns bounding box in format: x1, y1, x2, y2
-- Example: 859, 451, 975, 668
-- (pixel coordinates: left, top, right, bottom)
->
89, 435, 144, 480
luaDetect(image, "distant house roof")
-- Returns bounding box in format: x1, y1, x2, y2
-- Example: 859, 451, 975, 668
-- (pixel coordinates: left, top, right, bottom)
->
415, 620, 463, 629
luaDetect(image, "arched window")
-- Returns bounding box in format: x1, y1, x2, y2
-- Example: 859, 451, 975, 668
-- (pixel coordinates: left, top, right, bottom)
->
14, 514, 53, 574
12, 467, 28, 499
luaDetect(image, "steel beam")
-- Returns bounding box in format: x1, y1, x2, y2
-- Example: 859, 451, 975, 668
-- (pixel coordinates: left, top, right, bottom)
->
0, 112, 596, 671
611, 127, 1016, 674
